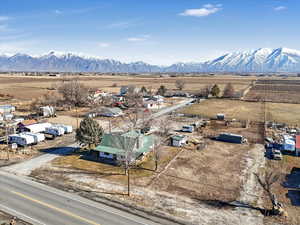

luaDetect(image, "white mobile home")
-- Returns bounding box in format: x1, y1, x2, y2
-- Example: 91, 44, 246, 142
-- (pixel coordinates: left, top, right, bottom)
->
25, 123, 52, 133
9, 134, 35, 146
23, 132, 45, 144
55, 124, 73, 134
45, 126, 65, 137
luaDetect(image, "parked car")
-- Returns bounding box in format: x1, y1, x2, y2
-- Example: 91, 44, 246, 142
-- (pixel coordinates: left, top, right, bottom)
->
272, 149, 283, 160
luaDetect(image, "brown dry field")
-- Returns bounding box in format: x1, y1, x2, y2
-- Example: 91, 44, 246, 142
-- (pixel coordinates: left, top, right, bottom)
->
151, 141, 252, 202
0, 74, 256, 100
181, 99, 300, 125
263, 156, 300, 225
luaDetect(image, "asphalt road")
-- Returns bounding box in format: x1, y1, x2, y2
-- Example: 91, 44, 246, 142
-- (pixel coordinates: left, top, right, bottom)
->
150, 98, 195, 119
0, 171, 162, 225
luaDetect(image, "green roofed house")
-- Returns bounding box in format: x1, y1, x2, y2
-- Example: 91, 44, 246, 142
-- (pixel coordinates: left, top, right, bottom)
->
92, 130, 155, 163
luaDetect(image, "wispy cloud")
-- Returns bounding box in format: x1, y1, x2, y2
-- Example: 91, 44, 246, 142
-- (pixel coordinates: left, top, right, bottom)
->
97, 42, 110, 48
274, 6, 287, 11
179, 4, 222, 17
53, 9, 63, 15
127, 35, 150, 42
51, 6, 102, 16
106, 19, 141, 29
0, 16, 11, 22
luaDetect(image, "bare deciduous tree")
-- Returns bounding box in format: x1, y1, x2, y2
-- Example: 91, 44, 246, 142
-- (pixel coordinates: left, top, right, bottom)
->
114, 134, 138, 196
175, 80, 185, 91
157, 117, 173, 138
58, 79, 89, 107
198, 85, 212, 98
223, 83, 235, 98
30, 91, 63, 112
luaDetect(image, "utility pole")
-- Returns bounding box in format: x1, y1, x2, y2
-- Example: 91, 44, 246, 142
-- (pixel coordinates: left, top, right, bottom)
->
109, 119, 112, 133
127, 168, 130, 196
75, 106, 79, 130
5, 123, 10, 161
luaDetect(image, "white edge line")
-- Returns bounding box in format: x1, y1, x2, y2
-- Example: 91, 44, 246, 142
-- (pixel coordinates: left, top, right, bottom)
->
0, 203, 46, 225
0, 171, 155, 225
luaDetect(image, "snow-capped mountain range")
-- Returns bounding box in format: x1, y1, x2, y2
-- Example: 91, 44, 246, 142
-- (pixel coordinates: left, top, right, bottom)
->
0, 47, 300, 73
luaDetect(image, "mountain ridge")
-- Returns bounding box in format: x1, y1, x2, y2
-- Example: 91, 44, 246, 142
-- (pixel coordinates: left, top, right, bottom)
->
0, 47, 300, 73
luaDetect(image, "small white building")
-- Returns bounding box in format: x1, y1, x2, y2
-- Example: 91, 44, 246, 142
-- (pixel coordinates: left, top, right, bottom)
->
0, 105, 15, 114
171, 135, 188, 147
152, 95, 164, 103
144, 100, 160, 109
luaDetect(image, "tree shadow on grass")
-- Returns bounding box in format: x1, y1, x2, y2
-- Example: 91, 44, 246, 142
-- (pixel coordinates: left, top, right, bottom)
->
193, 198, 275, 216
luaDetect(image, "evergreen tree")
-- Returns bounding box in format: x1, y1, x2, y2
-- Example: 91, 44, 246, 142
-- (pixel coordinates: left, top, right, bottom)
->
157, 85, 167, 96
140, 86, 147, 93
76, 117, 104, 149
211, 84, 221, 97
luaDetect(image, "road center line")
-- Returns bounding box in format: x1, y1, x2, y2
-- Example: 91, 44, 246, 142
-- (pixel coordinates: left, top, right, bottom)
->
11, 191, 101, 225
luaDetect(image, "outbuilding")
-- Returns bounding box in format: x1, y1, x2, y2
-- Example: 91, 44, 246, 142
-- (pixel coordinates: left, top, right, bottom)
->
0, 105, 15, 114
216, 113, 225, 120
171, 135, 188, 147
217, 133, 247, 144
98, 107, 123, 117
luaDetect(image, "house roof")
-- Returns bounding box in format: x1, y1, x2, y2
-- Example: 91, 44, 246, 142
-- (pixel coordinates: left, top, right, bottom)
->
172, 135, 186, 141
98, 107, 122, 114
94, 131, 154, 156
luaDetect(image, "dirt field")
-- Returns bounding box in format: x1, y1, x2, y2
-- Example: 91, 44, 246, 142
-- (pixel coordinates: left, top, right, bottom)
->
0, 74, 255, 100
151, 141, 252, 202
181, 99, 300, 125
245, 79, 300, 104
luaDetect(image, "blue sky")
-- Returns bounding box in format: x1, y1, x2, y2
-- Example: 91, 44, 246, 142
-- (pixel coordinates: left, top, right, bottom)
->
0, 0, 299, 65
